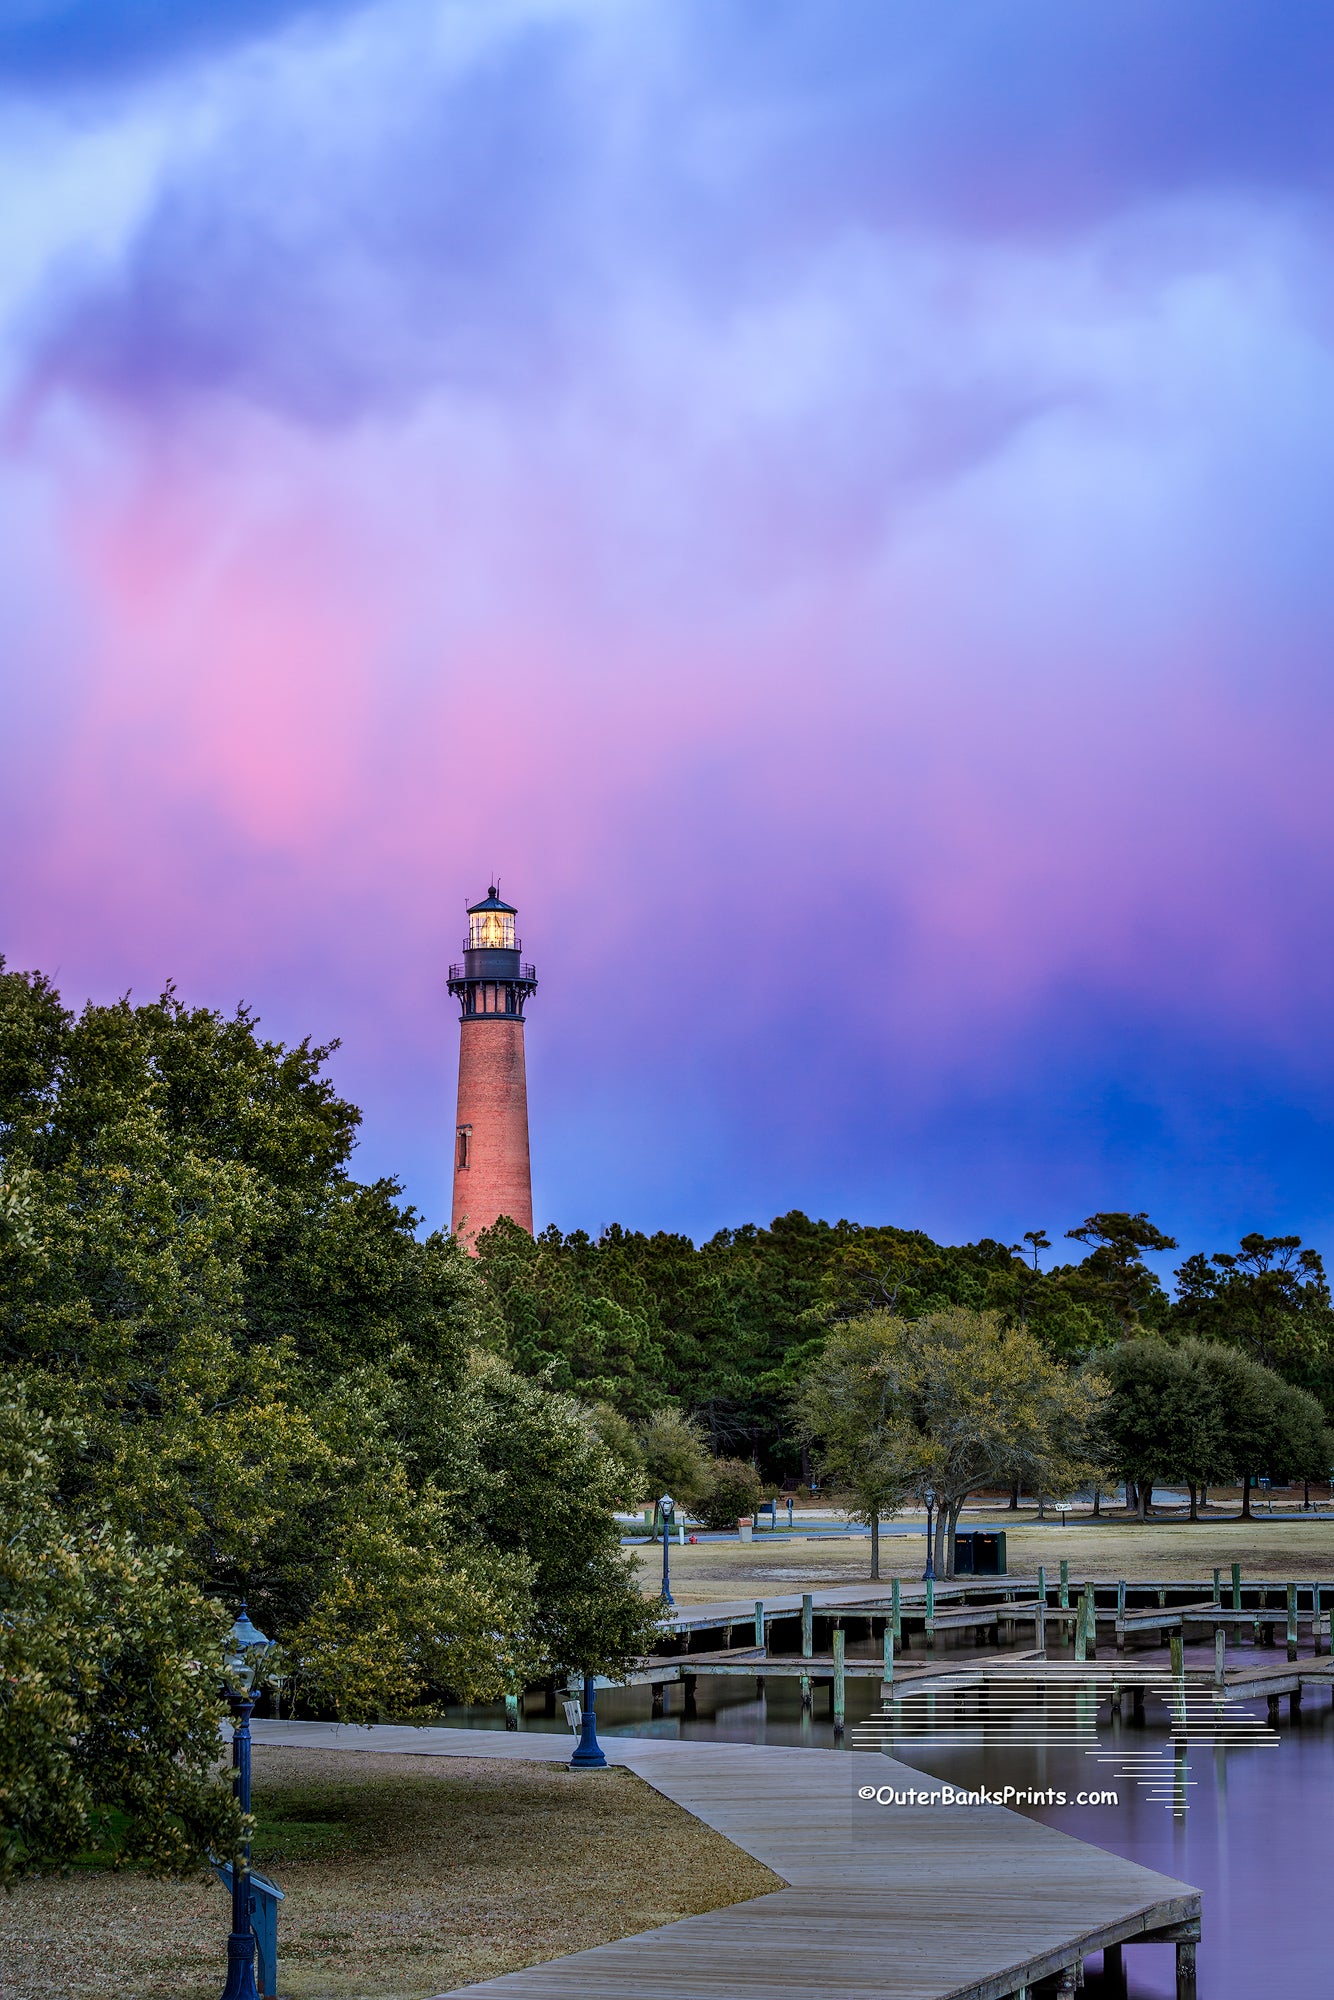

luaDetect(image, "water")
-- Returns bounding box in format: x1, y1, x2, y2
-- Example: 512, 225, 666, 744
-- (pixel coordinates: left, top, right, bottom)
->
440, 1666, 1334, 1997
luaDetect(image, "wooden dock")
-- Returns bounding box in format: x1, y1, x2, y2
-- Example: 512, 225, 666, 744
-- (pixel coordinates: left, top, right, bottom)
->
252, 1722, 1202, 2000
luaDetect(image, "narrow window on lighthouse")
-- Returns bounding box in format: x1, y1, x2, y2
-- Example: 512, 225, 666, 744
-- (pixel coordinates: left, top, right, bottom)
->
456, 1126, 471, 1170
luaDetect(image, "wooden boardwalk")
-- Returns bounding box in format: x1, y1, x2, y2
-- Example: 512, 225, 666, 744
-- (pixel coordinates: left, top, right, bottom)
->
253, 1722, 1201, 2000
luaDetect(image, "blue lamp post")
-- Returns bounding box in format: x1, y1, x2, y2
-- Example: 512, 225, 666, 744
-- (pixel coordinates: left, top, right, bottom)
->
659, 1492, 675, 1607
220, 1604, 272, 2000
569, 1671, 608, 1769
922, 1486, 937, 1582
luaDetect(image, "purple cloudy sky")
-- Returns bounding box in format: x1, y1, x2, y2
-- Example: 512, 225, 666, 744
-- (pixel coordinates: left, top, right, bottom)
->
4, 1, 1334, 1258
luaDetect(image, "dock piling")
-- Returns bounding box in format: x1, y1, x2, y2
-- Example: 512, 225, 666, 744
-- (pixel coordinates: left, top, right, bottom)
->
755, 1600, 766, 1655
883, 1620, 895, 1684
801, 1593, 813, 1661
891, 1576, 902, 1646
832, 1628, 846, 1735
1287, 1581, 1298, 1663
1231, 1560, 1241, 1613
1176, 1939, 1197, 2000
1059, 1559, 1069, 1610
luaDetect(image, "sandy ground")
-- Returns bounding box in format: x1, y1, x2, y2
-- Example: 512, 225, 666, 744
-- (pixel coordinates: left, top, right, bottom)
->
3, 1750, 779, 2000
636, 1509, 1334, 1603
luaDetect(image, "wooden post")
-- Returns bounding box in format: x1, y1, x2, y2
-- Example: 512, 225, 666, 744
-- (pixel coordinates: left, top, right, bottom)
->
883, 1620, 895, 1684
1287, 1581, 1298, 1663
1212, 1566, 1221, 1603
1059, 1559, 1069, 1609
755, 1601, 765, 1654
1104, 1940, 1124, 1990
1176, 1939, 1197, 2000
1084, 1583, 1097, 1659
1231, 1560, 1241, 1612
1267, 1692, 1280, 1723
832, 1627, 846, 1735
1038, 1562, 1047, 1607
1116, 1578, 1126, 1653
1170, 1631, 1185, 1729
801, 1593, 813, 1661
1074, 1585, 1089, 1662
683, 1672, 697, 1716
1036, 1594, 1047, 1653
891, 1576, 902, 1645
1214, 1626, 1226, 1687
800, 1672, 812, 1710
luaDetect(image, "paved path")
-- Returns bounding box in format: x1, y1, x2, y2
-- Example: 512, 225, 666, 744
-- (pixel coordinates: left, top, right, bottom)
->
252, 1721, 1200, 2000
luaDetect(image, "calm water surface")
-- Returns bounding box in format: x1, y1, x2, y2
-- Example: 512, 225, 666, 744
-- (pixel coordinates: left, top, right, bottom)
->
440, 1665, 1333, 1999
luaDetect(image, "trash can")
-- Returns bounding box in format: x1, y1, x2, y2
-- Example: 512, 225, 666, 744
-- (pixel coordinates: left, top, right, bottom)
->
953, 1530, 1006, 1576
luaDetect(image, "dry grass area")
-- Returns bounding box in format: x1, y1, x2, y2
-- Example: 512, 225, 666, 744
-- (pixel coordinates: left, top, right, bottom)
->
2, 1750, 780, 2000
648, 1512, 1334, 1603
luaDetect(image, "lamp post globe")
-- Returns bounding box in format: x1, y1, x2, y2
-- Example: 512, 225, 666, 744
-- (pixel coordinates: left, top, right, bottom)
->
922, 1487, 937, 1583
220, 1604, 272, 2000
659, 1493, 676, 1607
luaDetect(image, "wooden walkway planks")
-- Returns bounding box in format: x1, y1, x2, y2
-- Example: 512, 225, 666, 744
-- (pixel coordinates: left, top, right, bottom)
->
250, 1724, 1198, 2000
426, 1742, 1198, 1999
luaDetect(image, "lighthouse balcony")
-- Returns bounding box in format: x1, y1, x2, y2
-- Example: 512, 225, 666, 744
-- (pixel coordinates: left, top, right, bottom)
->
448, 960, 537, 984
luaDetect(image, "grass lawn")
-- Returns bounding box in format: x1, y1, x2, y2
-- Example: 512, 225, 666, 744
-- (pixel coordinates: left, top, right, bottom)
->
1, 1749, 780, 1999
645, 1510, 1334, 1602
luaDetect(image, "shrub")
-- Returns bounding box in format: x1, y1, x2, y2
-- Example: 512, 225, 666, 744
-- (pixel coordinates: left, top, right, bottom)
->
696, 1458, 763, 1531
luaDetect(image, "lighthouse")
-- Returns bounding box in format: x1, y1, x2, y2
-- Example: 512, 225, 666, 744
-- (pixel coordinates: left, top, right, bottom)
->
447, 888, 538, 1252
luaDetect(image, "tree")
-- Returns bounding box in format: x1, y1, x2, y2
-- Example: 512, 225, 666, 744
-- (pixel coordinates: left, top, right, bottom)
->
0, 961, 654, 1722
1172, 1234, 1334, 1391
636, 1408, 713, 1519
1098, 1339, 1224, 1518
795, 1316, 924, 1577
798, 1309, 1104, 1577
0, 1394, 241, 1882
1098, 1337, 1333, 1519
1064, 1213, 1177, 1334
696, 1458, 763, 1531
451, 1356, 663, 1675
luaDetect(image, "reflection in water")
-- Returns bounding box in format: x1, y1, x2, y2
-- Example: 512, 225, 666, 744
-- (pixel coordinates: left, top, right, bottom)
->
437, 1669, 1334, 1999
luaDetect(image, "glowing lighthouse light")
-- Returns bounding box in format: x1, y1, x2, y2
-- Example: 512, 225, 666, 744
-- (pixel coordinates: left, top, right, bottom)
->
447, 888, 537, 1253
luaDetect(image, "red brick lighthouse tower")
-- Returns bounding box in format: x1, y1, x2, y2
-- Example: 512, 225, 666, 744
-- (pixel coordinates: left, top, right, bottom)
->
448, 888, 538, 1253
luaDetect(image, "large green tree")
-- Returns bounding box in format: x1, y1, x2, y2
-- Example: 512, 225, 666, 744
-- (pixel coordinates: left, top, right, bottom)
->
0, 960, 652, 1729
798, 1309, 1105, 1576
0, 1393, 242, 1882
1099, 1336, 1332, 1518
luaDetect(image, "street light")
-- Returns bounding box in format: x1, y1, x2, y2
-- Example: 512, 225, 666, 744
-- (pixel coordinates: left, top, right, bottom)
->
569, 1672, 608, 1769
922, 1486, 937, 1582
220, 1604, 272, 2000
659, 1493, 675, 1607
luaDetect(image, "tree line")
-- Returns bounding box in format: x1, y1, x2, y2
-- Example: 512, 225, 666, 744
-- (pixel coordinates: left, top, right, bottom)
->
476, 1207, 1334, 1487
